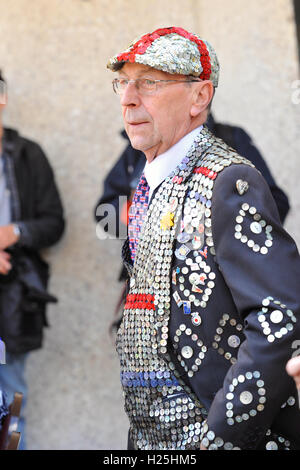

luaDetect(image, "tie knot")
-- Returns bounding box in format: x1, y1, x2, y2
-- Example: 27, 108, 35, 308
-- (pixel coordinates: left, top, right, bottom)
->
139, 173, 149, 188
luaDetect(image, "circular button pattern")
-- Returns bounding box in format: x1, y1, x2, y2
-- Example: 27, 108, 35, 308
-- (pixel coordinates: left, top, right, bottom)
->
234, 203, 273, 255
226, 370, 265, 425
257, 297, 296, 342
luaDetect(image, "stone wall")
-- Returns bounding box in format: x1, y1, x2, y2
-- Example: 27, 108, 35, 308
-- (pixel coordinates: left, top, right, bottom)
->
0, 0, 298, 449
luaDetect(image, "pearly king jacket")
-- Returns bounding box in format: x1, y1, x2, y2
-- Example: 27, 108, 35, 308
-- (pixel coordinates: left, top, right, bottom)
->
119, 126, 300, 451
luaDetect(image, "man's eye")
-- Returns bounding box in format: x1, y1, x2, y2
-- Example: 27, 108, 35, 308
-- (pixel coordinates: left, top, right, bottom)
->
144, 79, 156, 85
119, 79, 128, 86
138, 79, 156, 87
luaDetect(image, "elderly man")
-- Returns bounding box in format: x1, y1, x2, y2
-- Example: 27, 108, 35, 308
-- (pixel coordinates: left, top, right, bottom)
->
107, 27, 300, 451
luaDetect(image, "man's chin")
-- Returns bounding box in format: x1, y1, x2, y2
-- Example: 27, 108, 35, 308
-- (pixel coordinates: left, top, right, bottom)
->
128, 136, 149, 152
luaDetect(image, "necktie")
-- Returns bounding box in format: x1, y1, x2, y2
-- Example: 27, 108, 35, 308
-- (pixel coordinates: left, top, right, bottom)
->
128, 173, 150, 262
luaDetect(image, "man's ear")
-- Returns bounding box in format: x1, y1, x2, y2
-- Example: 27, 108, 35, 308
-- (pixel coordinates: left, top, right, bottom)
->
190, 81, 214, 118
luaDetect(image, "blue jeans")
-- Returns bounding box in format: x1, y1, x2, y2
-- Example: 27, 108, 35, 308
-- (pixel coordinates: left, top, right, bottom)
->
0, 352, 28, 450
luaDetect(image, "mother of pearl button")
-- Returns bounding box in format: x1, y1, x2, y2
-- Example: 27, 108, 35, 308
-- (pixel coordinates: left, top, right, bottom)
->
270, 310, 283, 324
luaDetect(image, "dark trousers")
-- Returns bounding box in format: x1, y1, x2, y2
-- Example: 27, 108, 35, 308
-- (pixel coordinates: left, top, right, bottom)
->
127, 430, 135, 450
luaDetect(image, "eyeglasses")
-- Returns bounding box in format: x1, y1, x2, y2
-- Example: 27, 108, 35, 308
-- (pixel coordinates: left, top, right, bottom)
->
112, 78, 202, 95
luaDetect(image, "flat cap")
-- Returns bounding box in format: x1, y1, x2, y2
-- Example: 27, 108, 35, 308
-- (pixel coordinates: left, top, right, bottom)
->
107, 26, 219, 87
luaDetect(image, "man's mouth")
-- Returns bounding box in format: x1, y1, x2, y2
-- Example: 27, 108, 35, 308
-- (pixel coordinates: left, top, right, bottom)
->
127, 121, 148, 126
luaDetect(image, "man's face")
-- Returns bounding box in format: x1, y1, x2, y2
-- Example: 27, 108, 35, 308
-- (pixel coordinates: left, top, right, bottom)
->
118, 63, 199, 161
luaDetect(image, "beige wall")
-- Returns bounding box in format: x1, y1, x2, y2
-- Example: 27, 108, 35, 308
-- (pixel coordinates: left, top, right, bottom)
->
0, 0, 299, 449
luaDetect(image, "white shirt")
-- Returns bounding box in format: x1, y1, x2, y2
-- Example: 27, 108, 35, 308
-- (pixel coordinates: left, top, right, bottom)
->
144, 126, 203, 202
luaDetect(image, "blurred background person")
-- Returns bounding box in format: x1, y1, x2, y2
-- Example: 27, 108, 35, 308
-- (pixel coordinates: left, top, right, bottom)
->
0, 70, 65, 449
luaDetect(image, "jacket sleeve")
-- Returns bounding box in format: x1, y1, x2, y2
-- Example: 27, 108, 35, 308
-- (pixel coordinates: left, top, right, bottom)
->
200, 163, 300, 450
16, 143, 65, 250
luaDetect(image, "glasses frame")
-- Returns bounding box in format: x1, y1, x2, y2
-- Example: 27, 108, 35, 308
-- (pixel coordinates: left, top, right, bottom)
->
112, 77, 202, 95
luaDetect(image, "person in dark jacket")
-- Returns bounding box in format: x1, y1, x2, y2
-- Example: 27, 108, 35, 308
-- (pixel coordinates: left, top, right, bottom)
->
0, 70, 65, 449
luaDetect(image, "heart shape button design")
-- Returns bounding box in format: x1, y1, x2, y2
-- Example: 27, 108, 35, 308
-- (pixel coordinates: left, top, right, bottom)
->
236, 179, 249, 196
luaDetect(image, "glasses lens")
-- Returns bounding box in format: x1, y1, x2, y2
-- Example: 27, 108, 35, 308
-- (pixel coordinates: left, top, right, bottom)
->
113, 79, 130, 94
112, 78, 158, 95
138, 79, 156, 93
112, 79, 120, 94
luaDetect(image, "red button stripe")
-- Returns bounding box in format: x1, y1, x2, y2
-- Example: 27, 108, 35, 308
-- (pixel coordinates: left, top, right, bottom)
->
125, 293, 155, 310
193, 166, 217, 179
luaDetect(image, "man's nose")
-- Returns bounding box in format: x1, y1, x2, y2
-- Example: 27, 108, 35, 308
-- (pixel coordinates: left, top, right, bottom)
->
120, 81, 140, 107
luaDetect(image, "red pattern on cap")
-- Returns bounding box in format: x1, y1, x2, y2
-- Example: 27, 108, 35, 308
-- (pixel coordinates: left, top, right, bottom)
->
116, 27, 212, 81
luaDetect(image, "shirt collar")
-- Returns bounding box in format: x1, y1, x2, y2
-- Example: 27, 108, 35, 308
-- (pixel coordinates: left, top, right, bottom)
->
144, 125, 203, 200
